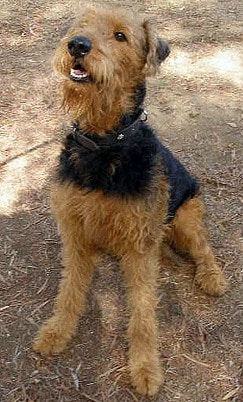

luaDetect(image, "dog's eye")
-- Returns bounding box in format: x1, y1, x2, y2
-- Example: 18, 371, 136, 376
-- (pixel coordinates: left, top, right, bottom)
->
114, 31, 127, 42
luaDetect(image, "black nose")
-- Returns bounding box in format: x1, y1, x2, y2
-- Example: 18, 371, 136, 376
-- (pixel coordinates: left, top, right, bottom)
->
67, 36, 92, 57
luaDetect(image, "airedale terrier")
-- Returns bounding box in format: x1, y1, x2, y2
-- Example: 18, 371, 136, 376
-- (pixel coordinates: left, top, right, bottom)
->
33, 7, 227, 395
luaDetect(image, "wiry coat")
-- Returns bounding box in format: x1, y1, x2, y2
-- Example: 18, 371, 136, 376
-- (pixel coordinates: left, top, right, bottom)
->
33, 7, 227, 397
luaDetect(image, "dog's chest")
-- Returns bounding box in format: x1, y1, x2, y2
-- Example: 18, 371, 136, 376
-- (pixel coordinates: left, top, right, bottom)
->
80, 188, 167, 253
52, 180, 168, 255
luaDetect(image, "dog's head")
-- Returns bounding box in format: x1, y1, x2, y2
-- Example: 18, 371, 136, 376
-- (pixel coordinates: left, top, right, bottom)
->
53, 7, 169, 129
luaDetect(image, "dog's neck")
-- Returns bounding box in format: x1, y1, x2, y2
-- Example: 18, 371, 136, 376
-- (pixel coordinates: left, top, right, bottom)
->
62, 81, 146, 134
71, 108, 147, 151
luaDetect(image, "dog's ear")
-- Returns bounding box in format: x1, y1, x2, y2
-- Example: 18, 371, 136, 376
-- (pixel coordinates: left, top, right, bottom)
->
143, 19, 170, 76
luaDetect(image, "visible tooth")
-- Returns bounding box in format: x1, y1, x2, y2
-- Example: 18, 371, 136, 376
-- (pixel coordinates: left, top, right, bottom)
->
70, 69, 88, 78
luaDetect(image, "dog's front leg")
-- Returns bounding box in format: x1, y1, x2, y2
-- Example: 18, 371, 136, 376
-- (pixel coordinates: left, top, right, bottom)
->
121, 249, 163, 396
33, 227, 98, 356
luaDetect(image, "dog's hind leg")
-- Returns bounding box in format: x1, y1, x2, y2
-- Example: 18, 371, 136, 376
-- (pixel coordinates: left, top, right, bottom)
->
33, 184, 99, 356
166, 197, 227, 296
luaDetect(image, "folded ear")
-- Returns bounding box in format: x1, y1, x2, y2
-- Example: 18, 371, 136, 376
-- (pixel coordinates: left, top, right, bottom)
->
143, 19, 170, 76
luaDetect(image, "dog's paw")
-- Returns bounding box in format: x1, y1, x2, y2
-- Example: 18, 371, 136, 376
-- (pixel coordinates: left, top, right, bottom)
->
33, 321, 69, 356
195, 265, 227, 296
130, 361, 163, 396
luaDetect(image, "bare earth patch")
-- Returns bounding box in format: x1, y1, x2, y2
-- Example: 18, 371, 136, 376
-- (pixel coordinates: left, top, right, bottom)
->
0, 0, 242, 401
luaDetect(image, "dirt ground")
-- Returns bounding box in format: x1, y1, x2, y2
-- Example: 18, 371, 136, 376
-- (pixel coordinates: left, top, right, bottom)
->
0, 0, 242, 401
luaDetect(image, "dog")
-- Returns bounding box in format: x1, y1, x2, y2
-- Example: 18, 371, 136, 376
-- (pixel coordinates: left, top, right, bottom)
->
33, 7, 227, 396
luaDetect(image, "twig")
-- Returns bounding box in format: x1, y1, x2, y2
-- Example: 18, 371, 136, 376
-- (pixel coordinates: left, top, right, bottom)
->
81, 392, 102, 402
24, 217, 48, 230
222, 387, 240, 400
0, 305, 10, 311
30, 300, 50, 316
125, 388, 140, 401
99, 365, 122, 379
181, 353, 211, 368
37, 278, 49, 295
0, 138, 58, 168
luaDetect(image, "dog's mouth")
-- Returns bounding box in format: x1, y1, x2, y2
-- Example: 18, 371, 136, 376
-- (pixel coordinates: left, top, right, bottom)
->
70, 64, 91, 82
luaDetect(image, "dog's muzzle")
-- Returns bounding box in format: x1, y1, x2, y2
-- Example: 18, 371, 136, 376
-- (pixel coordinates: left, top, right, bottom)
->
67, 36, 92, 82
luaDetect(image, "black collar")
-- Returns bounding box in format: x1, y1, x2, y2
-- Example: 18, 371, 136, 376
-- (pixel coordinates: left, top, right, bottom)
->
71, 109, 148, 152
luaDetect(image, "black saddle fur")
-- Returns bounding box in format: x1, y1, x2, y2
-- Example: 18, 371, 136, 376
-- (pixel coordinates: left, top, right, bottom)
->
58, 83, 200, 222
